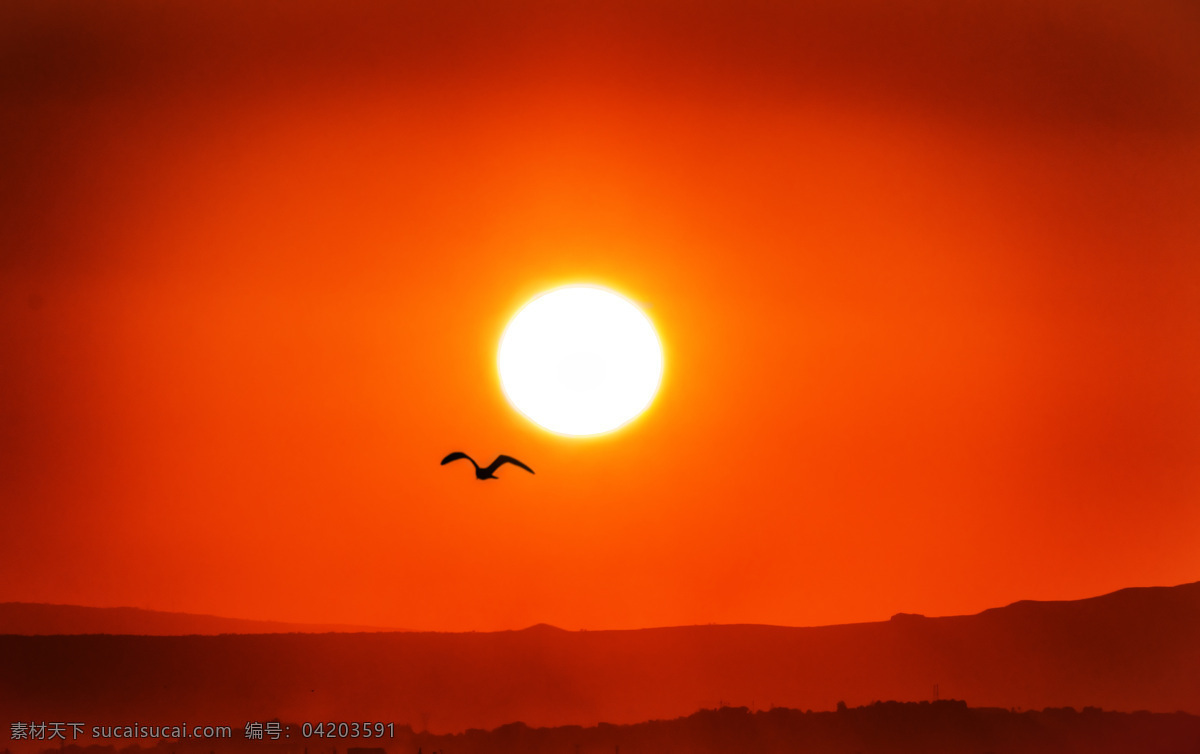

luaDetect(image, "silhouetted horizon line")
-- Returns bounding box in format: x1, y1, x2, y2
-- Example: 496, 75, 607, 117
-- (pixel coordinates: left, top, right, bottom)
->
2, 578, 1197, 636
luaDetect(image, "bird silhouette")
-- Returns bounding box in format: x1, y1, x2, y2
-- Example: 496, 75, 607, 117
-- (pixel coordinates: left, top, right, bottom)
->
440, 452, 535, 480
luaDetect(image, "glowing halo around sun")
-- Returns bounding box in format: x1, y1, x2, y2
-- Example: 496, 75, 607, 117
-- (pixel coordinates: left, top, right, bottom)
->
498, 285, 664, 436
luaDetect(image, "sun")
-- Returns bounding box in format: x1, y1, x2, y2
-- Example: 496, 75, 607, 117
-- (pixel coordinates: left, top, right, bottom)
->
498, 285, 664, 436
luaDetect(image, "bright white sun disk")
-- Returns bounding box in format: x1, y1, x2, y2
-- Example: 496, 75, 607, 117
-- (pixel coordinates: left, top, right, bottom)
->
498, 286, 663, 436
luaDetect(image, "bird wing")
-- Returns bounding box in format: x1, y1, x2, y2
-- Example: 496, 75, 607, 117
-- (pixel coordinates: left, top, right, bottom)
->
490, 455, 534, 475
441, 452, 475, 467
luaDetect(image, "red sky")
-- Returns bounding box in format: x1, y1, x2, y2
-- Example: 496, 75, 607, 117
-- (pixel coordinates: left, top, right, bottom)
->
2, 0, 1199, 632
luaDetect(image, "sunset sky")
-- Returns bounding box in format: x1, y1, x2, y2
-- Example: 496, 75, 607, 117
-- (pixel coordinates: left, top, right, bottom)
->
2, 0, 1199, 632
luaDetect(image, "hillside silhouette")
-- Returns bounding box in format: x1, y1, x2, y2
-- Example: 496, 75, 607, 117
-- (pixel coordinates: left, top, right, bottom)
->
13, 703, 1200, 754
0, 603, 399, 635
1, 582, 1197, 734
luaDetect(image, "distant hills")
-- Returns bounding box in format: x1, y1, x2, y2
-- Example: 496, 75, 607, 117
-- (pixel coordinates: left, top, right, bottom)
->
1, 581, 1198, 734
0, 602, 398, 635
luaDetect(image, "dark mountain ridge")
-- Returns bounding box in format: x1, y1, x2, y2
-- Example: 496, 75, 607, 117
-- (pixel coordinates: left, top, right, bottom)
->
0, 602, 399, 635
1, 581, 1197, 734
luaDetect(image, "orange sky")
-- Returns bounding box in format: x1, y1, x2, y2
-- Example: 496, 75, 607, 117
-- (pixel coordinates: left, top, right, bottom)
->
2, 0, 1199, 631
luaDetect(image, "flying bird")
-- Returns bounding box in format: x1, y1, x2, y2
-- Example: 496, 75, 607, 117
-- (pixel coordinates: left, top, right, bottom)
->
440, 452, 535, 480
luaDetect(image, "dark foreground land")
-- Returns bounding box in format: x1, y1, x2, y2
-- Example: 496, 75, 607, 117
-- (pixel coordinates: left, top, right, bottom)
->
15, 702, 1200, 754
